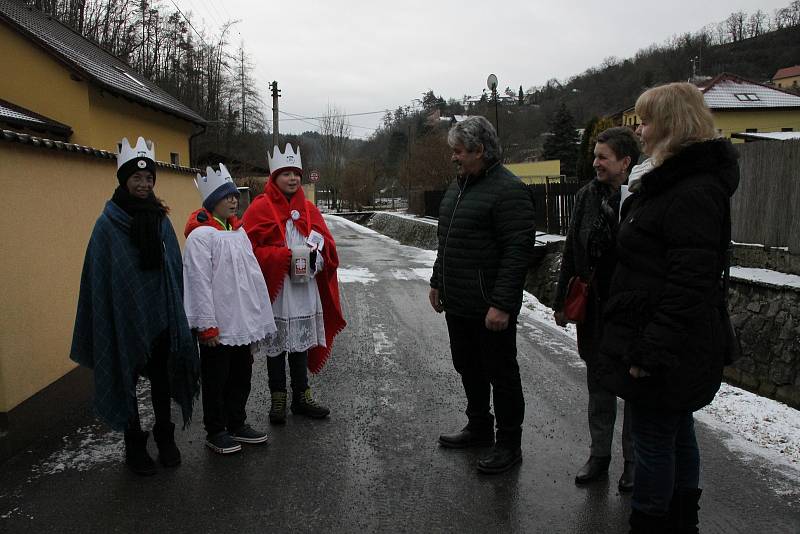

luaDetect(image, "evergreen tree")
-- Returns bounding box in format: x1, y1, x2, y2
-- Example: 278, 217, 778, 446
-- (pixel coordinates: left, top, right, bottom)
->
518, 85, 524, 106
577, 116, 599, 181
543, 102, 579, 177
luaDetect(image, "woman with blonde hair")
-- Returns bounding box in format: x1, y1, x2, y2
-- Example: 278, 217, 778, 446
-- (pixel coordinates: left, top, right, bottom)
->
598, 82, 739, 533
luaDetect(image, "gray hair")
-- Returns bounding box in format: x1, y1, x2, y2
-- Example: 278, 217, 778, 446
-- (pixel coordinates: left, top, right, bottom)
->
447, 116, 502, 161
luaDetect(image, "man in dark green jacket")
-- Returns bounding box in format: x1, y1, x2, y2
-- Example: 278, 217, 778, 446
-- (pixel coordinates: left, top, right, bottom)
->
430, 116, 536, 474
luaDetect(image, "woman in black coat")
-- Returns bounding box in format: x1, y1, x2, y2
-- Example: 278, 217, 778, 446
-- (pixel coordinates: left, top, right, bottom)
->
598, 83, 739, 533
554, 127, 640, 491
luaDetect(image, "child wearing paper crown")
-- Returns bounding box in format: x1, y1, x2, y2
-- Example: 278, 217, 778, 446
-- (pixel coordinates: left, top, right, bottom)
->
183, 163, 277, 454
71, 137, 200, 476
243, 144, 346, 424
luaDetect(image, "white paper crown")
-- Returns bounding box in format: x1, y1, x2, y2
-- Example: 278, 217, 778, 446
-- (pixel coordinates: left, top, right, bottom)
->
195, 163, 234, 203
268, 144, 303, 175
117, 136, 155, 169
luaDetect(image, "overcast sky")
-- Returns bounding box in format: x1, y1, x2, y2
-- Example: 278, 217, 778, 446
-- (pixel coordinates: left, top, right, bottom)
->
181, 0, 792, 138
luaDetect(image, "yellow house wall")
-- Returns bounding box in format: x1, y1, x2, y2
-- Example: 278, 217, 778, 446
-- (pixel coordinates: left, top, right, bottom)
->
0, 22, 91, 135
622, 109, 640, 128
775, 75, 800, 89
0, 142, 199, 413
0, 22, 195, 164
505, 161, 561, 184
713, 109, 800, 140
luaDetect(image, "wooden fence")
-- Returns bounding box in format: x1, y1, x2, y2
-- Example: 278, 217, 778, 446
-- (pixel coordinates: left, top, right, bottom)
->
529, 177, 583, 235
732, 140, 800, 254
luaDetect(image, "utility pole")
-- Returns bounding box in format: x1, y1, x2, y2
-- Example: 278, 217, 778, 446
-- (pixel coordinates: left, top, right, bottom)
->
270, 81, 281, 147
240, 48, 246, 134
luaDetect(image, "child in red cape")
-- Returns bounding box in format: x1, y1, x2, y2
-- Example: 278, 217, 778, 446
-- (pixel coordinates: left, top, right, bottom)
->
243, 143, 346, 423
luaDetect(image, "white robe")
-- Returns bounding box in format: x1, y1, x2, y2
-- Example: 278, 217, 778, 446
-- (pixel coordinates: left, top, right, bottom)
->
253, 219, 326, 357
183, 226, 276, 346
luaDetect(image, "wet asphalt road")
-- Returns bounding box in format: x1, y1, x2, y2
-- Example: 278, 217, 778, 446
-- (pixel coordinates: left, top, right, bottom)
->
1, 215, 798, 533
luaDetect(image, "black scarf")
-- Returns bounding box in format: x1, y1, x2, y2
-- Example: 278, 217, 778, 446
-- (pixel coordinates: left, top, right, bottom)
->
111, 186, 168, 270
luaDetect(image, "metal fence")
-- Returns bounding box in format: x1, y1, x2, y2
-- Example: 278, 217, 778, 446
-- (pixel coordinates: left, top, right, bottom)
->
732, 140, 800, 254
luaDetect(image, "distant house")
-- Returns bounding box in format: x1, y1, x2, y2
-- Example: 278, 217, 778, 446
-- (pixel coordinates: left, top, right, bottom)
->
773, 65, 800, 91
0, 0, 206, 461
614, 73, 800, 141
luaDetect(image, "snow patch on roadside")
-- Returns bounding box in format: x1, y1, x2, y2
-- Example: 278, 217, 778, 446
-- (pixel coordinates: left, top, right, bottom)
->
697, 384, 800, 479
338, 266, 377, 284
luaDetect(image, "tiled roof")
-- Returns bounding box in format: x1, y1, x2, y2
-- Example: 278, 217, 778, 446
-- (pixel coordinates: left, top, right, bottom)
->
0, 128, 200, 174
731, 131, 800, 141
0, 98, 72, 137
700, 73, 800, 110
773, 65, 800, 80
0, 0, 205, 124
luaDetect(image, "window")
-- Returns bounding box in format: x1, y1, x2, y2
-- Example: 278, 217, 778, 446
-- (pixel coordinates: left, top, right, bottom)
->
170, 153, 180, 165
734, 93, 761, 101
782, 128, 794, 132
745, 128, 757, 133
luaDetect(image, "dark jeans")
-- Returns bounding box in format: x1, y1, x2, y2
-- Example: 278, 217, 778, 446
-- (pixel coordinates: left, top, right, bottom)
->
267, 351, 309, 395
200, 343, 253, 435
445, 313, 525, 447
128, 331, 172, 432
630, 403, 700, 516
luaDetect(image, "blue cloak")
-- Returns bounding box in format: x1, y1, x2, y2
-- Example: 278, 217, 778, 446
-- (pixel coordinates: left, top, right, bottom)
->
70, 200, 200, 431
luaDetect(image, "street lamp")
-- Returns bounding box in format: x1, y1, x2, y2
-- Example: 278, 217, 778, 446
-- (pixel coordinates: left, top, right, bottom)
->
487, 73, 499, 136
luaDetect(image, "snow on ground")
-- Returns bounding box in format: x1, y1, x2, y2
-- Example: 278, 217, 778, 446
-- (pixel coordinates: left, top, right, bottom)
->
338, 266, 377, 284
517, 291, 800, 481
730, 266, 800, 290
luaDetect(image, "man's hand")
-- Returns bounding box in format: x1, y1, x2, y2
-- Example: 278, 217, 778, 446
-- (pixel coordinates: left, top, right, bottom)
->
485, 307, 509, 331
429, 288, 444, 313
553, 310, 567, 327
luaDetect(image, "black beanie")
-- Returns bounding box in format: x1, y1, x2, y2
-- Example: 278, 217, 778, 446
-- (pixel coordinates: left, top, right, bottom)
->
117, 157, 157, 185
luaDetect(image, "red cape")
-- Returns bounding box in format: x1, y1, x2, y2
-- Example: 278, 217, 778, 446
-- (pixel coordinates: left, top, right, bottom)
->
242, 180, 346, 373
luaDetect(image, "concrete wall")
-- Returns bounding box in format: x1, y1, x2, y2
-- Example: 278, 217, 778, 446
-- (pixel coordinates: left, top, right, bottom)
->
351, 212, 800, 409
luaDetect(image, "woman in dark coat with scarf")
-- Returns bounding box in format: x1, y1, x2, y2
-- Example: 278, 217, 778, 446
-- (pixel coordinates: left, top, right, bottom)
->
597, 83, 739, 533
554, 127, 640, 492
71, 137, 200, 476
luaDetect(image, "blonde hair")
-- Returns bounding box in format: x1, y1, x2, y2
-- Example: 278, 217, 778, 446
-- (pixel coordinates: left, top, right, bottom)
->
635, 82, 717, 166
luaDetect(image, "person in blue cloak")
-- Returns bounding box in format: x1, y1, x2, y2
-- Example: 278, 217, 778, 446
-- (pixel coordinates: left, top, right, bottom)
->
70, 136, 200, 476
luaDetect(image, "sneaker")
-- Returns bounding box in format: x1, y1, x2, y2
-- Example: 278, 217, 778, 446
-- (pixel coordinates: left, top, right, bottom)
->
291, 388, 330, 419
231, 425, 268, 444
205, 431, 242, 454
269, 391, 288, 424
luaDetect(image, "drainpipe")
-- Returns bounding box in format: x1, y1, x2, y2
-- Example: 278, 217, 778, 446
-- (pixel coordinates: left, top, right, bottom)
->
189, 122, 207, 167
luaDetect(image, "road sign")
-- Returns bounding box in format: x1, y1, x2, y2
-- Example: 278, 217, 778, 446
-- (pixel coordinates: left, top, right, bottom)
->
309, 170, 320, 183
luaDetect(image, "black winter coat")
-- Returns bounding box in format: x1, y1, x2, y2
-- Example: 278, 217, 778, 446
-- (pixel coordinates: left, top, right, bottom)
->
598, 139, 739, 412
431, 161, 536, 318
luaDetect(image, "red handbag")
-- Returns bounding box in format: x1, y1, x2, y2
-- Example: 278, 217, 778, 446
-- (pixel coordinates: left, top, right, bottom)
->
563, 275, 592, 324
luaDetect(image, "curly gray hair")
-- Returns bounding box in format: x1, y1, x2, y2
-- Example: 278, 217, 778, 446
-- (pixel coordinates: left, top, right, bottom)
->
447, 116, 502, 161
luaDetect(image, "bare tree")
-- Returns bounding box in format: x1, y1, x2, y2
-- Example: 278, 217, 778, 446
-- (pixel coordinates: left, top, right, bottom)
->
747, 10, 768, 37
319, 105, 351, 211
726, 11, 747, 42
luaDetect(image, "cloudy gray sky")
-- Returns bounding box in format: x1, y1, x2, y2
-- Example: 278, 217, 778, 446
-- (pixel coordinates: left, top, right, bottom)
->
181, 0, 792, 138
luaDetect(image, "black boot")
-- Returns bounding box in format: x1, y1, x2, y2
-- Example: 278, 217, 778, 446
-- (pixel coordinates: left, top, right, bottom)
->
124, 429, 157, 476
438, 424, 494, 449
668, 488, 702, 534
476, 443, 522, 474
291, 388, 330, 418
574, 455, 611, 484
629, 508, 668, 534
152, 421, 181, 467
618, 461, 635, 492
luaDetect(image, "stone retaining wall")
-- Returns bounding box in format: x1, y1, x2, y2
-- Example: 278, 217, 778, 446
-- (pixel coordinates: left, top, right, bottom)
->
339, 212, 800, 408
